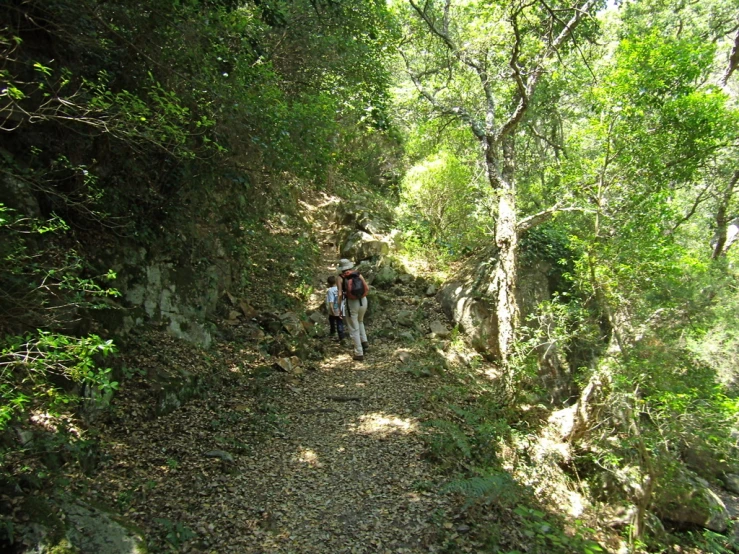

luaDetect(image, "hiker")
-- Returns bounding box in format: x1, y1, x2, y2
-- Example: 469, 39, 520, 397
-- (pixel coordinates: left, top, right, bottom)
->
325, 275, 346, 345
337, 259, 369, 361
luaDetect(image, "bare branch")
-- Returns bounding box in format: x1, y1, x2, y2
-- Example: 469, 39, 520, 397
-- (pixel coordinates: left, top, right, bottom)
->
668, 181, 712, 235
408, 0, 482, 70
399, 49, 486, 140
722, 27, 739, 87
517, 205, 593, 232
501, 0, 598, 140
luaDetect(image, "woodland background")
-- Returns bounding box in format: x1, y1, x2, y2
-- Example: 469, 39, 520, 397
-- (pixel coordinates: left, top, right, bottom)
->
2, 0, 739, 552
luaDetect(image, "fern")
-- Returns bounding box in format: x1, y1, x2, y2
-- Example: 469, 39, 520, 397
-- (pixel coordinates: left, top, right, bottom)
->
426, 419, 472, 458
442, 473, 516, 507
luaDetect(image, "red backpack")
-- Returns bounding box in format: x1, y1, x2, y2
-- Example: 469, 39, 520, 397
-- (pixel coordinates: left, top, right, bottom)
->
342, 271, 368, 305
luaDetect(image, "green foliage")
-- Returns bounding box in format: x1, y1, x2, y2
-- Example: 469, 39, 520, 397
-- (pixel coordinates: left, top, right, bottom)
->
425, 419, 472, 461
234, 212, 320, 310
683, 528, 737, 554
397, 150, 489, 257
0, 330, 117, 430
155, 517, 196, 551
0, 199, 121, 438
502, 506, 603, 554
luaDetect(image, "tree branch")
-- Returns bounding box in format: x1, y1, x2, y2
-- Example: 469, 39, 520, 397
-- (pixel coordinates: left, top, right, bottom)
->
399, 50, 486, 140
722, 27, 739, 87
668, 181, 712, 235
408, 0, 482, 71
500, 0, 598, 139
517, 205, 593, 232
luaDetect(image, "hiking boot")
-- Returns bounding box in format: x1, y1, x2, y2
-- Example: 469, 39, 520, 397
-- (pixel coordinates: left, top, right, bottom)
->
361, 341, 369, 352
353, 355, 364, 362
339, 339, 346, 347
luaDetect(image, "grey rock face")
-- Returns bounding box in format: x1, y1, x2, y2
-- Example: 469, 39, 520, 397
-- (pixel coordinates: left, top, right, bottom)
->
723, 473, 739, 495
373, 265, 398, 288
280, 312, 304, 336
205, 450, 236, 463
341, 231, 390, 261
63, 500, 146, 554
438, 281, 499, 357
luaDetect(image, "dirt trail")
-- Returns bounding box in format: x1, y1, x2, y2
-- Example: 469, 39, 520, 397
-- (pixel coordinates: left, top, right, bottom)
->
232, 219, 456, 553
231, 332, 451, 553
87, 199, 466, 553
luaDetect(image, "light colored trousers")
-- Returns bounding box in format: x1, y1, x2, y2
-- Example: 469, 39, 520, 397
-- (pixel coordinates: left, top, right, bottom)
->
345, 298, 368, 355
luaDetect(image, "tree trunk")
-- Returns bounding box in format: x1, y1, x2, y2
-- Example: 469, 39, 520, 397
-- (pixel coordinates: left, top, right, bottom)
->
484, 137, 519, 366
494, 188, 519, 363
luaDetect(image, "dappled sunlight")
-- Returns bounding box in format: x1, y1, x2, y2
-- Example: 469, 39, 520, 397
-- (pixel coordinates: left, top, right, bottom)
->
314, 349, 370, 373
480, 365, 503, 380
393, 252, 450, 282
348, 412, 418, 437
30, 411, 82, 438
294, 446, 323, 468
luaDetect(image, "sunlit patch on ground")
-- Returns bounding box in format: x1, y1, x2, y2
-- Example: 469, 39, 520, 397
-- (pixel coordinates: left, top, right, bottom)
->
348, 412, 418, 437
481, 365, 503, 380
294, 446, 323, 467
315, 349, 368, 373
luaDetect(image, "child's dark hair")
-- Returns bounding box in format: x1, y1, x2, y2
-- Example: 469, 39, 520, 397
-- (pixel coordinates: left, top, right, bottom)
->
327, 275, 337, 286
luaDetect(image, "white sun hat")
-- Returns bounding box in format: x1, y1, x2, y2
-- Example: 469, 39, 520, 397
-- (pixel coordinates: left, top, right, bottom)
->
337, 259, 355, 272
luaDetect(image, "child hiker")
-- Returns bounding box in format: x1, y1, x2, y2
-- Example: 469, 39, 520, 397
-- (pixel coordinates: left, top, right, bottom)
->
325, 275, 346, 345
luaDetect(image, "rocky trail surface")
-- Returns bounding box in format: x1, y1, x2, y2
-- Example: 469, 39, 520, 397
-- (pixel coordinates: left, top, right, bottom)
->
82, 197, 477, 553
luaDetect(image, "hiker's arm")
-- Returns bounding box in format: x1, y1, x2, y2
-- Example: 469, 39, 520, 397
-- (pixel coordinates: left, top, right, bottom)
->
337, 277, 343, 303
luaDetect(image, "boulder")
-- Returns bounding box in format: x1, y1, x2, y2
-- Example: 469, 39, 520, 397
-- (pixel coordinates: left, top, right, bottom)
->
399, 331, 416, 342
63, 500, 146, 553
438, 281, 499, 357
437, 256, 556, 362
429, 320, 451, 338
374, 265, 398, 288
228, 310, 242, 321
682, 444, 732, 480
341, 231, 390, 261
656, 473, 729, 532
276, 355, 304, 372
309, 311, 324, 324
723, 473, 739, 494
279, 312, 304, 336
239, 300, 258, 319
357, 214, 387, 235
205, 450, 235, 463
395, 310, 416, 328
397, 273, 414, 285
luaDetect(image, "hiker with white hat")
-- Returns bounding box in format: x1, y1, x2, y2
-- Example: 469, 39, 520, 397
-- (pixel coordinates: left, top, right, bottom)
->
337, 258, 369, 361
